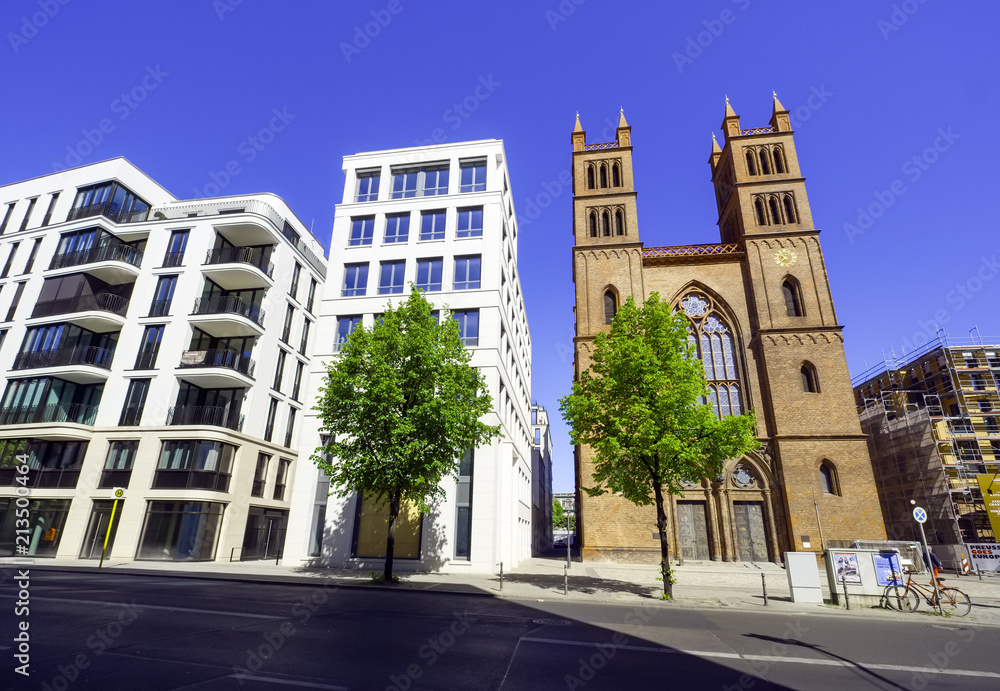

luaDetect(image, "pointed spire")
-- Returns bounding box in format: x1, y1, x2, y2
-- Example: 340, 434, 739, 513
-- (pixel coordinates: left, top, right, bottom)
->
618, 107, 628, 128
769, 91, 791, 132
724, 95, 737, 119
771, 90, 787, 114
711, 132, 721, 153
573, 111, 583, 133
721, 96, 740, 140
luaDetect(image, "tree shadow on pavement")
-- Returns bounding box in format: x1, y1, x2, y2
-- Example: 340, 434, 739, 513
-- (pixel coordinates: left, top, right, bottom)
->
497, 572, 660, 598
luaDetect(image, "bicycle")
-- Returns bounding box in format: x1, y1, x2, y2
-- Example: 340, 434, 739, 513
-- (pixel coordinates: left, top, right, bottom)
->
882, 571, 972, 616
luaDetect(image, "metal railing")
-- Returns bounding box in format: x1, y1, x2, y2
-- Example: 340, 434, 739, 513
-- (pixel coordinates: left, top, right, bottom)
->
166, 405, 244, 431
12, 345, 115, 370
49, 242, 143, 270
740, 126, 775, 135
31, 293, 129, 319
205, 247, 274, 277
0, 403, 99, 426
642, 243, 742, 259
191, 296, 265, 327
67, 201, 149, 225
178, 349, 255, 378
584, 142, 619, 150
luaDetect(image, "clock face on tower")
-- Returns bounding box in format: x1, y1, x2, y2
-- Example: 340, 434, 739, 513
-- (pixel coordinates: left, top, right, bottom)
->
774, 248, 797, 268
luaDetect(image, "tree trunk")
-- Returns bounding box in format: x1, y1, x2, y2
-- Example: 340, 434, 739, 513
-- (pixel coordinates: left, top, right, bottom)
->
652, 484, 672, 599
384, 491, 401, 584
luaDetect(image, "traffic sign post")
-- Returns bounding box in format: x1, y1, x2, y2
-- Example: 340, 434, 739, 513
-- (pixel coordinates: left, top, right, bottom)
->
99, 488, 125, 569
912, 505, 942, 615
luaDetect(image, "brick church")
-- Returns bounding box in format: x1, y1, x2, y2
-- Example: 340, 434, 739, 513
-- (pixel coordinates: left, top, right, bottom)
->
570, 97, 887, 563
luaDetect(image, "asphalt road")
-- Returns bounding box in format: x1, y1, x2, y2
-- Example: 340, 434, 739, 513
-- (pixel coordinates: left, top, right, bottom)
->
1, 568, 998, 690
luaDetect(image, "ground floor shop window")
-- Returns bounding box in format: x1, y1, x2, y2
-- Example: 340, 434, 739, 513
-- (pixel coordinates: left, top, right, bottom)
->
351, 493, 422, 559
79, 499, 124, 559
241, 506, 287, 561
136, 501, 224, 561
0, 498, 71, 557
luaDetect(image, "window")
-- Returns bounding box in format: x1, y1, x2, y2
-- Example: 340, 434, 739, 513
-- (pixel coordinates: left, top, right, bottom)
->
457, 207, 483, 238
99, 440, 138, 489
452, 309, 479, 346
745, 149, 757, 175
773, 147, 786, 174
587, 166, 595, 189
589, 212, 597, 238
273, 349, 287, 391
252, 453, 270, 497
149, 275, 177, 317
18, 198, 37, 232
454, 448, 474, 559
0, 203, 14, 234
349, 217, 375, 246
416, 258, 442, 292
264, 397, 278, 442
454, 255, 481, 290
769, 197, 782, 225
535, 429, 541, 446
391, 164, 449, 198
163, 230, 189, 267
604, 290, 617, 325
41, 193, 60, 226
459, 159, 487, 192
820, 462, 839, 495
135, 325, 165, 369
292, 360, 304, 401
602, 211, 610, 236
754, 198, 767, 225
783, 195, 797, 223
384, 213, 410, 244
283, 408, 297, 448
5, 282, 25, 321
299, 318, 311, 354
0, 439, 87, 489
2, 242, 19, 278
342, 263, 368, 296
335, 316, 362, 351
137, 501, 225, 561
420, 210, 446, 241
70, 181, 149, 224
281, 304, 294, 343
306, 278, 317, 313
680, 292, 743, 419
421, 165, 449, 196
356, 170, 380, 202
613, 162, 622, 187
615, 209, 624, 236
759, 149, 771, 175
782, 279, 804, 317
378, 260, 405, 295
119, 379, 150, 426
290, 262, 302, 298
801, 363, 820, 393
274, 458, 291, 499
23, 238, 41, 274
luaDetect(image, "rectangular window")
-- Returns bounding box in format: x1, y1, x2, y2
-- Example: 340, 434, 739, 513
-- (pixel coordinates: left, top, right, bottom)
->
0, 203, 14, 234
306, 278, 317, 313
99, 440, 138, 489
415, 258, 442, 292
22, 238, 42, 274
456, 207, 483, 238
422, 165, 449, 196
163, 230, 189, 267
391, 164, 449, 199
0, 439, 87, 490
274, 458, 291, 500
18, 198, 37, 233
2, 242, 20, 278
252, 453, 270, 498
137, 500, 225, 561
336, 315, 362, 351
120, 378, 150, 426
452, 309, 480, 346
384, 213, 410, 243
41, 193, 60, 226
535, 429, 541, 446
391, 167, 418, 199
135, 325, 165, 369
273, 349, 287, 391
356, 170, 380, 202
70, 181, 149, 224
453, 256, 481, 290
5, 281, 26, 321
292, 360, 304, 401
455, 448, 474, 559
283, 408, 297, 448
349, 217, 375, 246
420, 210, 446, 241
264, 397, 278, 442
0, 498, 71, 556
290, 262, 301, 299
459, 159, 487, 193
378, 260, 405, 295
299, 318, 311, 354
149, 275, 177, 317
281, 304, 294, 343
342, 263, 369, 297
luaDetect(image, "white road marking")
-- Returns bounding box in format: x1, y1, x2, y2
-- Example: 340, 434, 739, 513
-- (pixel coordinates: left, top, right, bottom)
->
520, 636, 1000, 679
226, 675, 349, 690
28, 596, 284, 620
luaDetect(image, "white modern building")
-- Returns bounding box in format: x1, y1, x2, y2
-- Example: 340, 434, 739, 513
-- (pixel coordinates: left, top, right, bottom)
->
285, 140, 535, 574
531, 403, 554, 553
0, 158, 327, 564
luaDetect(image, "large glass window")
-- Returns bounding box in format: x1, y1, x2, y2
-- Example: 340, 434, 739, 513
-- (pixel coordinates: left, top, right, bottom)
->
273, 349, 287, 392
356, 170, 380, 202
419, 210, 446, 241
342, 263, 368, 297
163, 230, 189, 267
264, 397, 278, 442
679, 293, 743, 419
459, 159, 487, 193
352, 493, 422, 558
281, 304, 294, 343
0, 376, 103, 425
452, 309, 480, 346
252, 453, 270, 498
454, 256, 481, 290
70, 181, 150, 224
135, 325, 164, 369
154, 440, 235, 492
0, 438, 87, 488
0, 498, 71, 557
292, 360, 304, 401
456, 207, 483, 238
290, 262, 302, 299
306, 278, 317, 313
284, 407, 297, 448
454, 448, 474, 559
300, 318, 311, 354
119, 378, 150, 426
136, 501, 225, 561
384, 214, 410, 244
149, 275, 177, 317
274, 458, 291, 500
391, 164, 449, 199
336, 316, 362, 352
378, 260, 405, 295
415, 259, 442, 292
349, 217, 375, 246
100, 440, 138, 489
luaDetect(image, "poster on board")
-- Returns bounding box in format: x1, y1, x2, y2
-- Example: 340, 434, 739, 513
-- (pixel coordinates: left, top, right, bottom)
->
967, 543, 1000, 572
872, 551, 903, 586
832, 551, 862, 584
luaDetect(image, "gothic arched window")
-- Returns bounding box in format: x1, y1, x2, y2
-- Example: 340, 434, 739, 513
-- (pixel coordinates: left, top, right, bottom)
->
769, 197, 782, 225
759, 149, 771, 175
783, 195, 797, 223
801, 362, 820, 393
754, 198, 767, 226
599, 164, 608, 188
612, 162, 621, 187
680, 293, 743, 419
745, 150, 757, 176
782, 279, 803, 317
589, 211, 597, 238
773, 147, 785, 174
587, 165, 595, 190
820, 461, 839, 495
602, 211, 610, 236
604, 290, 617, 325
615, 209, 624, 236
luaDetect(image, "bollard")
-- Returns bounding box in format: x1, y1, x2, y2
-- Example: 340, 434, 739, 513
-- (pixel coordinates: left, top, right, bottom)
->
564, 564, 568, 596
762, 573, 768, 606
977, 564, 982, 581
842, 574, 850, 611
498, 562, 503, 592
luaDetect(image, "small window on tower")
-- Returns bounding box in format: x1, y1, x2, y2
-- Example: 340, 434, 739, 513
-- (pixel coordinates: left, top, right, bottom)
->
783, 195, 797, 223
769, 197, 782, 225
602, 211, 610, 236
745, 150, 757, 176
754, 198, 767, 226
589, 212, 597, 238
604, 290, 617, 325
612, 162, 621, 187
587, 165, 595, 190
782, 279, 804, 317
615, 209, 624, 236
599, 163, 608, 188
773, 147, 786, 174
759, 149, 771, 175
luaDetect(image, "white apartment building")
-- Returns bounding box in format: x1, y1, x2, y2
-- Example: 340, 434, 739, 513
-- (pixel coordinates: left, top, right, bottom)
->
285, 140, 535, 574
531, 403, 554, 553
0, 158, 327, 564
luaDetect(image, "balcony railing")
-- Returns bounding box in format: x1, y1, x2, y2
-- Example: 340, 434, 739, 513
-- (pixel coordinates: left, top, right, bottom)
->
192, 296, 265, 327
67, 201, 149, 225
167, 405, 244, 431
31, 293, 129, 320
49, 243, 143, 271
0, 403, 99, 426
13, 345, 115, 371
178, 349, 255, 378
205, 247, 274, 277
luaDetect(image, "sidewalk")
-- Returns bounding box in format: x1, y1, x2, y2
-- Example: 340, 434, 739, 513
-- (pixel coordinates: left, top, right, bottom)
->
8, 554, 1000, 624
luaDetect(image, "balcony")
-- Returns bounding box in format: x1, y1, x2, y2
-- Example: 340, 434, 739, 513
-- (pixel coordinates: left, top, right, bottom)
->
49, 243, 143, 282
178, 349, 256, 388
30, 293, 129, 331
67, 200, 149, 225
202, 247, 274, 290
0, 403, 99, 426
12, 346, 115, 383
190, 296, 265, 337
167, 405, 244, 432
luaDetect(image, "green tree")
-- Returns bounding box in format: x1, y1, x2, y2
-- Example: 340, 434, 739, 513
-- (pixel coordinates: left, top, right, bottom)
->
313, 287, 501, 582
552, 498, 565, 530
559, 293, 759, 599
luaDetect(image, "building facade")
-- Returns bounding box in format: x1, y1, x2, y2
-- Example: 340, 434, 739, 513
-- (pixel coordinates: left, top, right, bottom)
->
853, 335, 1000, 548
285, 140, 536, 574
0, 158, 327, 564
531, 403, 554, 553
570, 102, 886, 563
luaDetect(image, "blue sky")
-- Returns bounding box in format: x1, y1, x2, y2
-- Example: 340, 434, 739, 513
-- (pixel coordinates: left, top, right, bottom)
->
3, 1, 998, 492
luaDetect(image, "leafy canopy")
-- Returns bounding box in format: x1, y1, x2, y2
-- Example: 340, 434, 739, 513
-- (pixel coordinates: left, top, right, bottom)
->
560, 292, 759, 503
313, 286, 500, 511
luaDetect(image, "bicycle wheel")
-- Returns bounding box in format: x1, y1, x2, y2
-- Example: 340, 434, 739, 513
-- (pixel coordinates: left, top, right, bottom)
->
884, 585, 919, 612
938, 588, 971, 617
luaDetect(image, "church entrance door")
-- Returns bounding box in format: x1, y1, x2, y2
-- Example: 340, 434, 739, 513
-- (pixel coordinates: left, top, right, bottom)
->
677, 501, 710, 560
733, 501, 769, 562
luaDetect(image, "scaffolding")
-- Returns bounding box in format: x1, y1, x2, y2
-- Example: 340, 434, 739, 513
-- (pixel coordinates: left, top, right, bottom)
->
853, 333, 1000, 544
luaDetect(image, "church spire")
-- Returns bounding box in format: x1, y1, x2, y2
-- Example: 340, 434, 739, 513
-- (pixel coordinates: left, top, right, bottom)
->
618, 107, 628, 128
574, 112, 583, 133
721, 96, 741, 140
769, 91, 791, 132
